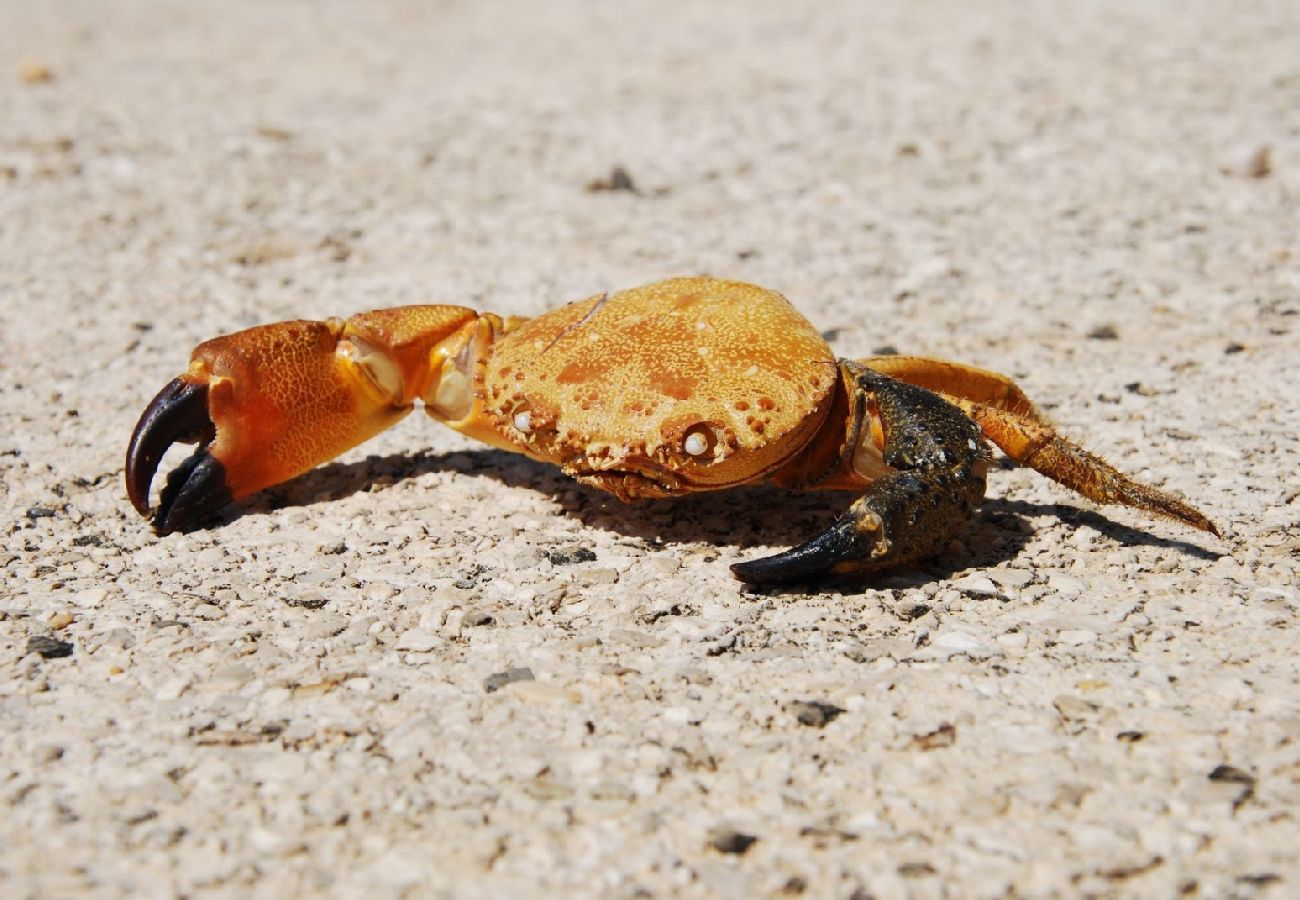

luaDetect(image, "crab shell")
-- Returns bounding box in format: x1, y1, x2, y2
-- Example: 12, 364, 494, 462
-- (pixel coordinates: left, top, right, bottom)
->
479, 277, 840, 500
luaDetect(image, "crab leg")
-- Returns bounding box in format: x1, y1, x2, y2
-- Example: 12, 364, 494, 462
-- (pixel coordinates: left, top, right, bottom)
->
861, 355, 1217, 536
732, 362, 990, 583
125, 305, 488, 532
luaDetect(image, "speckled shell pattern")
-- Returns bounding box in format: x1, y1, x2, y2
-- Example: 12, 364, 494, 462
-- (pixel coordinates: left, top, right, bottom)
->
480, 277, 839, 500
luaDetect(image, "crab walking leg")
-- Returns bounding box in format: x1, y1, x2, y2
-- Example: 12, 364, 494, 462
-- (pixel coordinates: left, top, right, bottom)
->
126, 305, 490, 533
732, 363, 991, 583
860, 355, 1044, 420
861, 355, 1218, 536
948, 399, 1219, 536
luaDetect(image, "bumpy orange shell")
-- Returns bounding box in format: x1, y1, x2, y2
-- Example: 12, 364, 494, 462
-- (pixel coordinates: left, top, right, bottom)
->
480, 277, 838, 499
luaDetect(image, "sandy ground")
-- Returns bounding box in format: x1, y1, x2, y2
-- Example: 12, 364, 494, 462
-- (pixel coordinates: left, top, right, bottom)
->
3, 0, 1298, 896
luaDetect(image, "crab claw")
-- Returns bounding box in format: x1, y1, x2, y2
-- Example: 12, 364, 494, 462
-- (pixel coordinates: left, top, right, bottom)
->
730, 514, 870, 584
125, 377, 230, 532
124, 308, 482, 534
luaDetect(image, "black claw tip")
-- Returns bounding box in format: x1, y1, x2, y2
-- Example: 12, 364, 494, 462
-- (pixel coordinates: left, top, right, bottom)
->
730, 516, 867, 585
125, 378, 217, 518
155, 450, 233, 534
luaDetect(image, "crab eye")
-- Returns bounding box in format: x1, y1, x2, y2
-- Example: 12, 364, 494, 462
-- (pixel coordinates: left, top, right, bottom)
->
513, 410, 533, 433
681, 424, 719, 459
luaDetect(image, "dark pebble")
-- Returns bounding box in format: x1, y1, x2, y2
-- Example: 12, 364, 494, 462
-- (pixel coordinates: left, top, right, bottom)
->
788, 700, 845, 728
27, 635, 73, 659
484, 667, 534, 693
544, 547, 597, 566
586, 166, 638, 194
1207, 764, 1254, 786
708, 828, 758, 855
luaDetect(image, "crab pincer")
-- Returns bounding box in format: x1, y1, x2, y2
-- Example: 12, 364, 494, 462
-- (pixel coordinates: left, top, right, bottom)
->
125, 377, 228, 533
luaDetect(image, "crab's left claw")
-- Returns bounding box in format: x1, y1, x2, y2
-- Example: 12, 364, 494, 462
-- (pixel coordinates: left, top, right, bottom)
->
126, 377, 230, 533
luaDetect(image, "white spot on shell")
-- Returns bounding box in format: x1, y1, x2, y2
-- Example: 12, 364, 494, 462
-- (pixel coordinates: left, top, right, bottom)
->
513, 411, 532, 433
697, 346, 711, 357
743, 365, 759, 377
684, 432, 708, 456
968, 439, 977, 450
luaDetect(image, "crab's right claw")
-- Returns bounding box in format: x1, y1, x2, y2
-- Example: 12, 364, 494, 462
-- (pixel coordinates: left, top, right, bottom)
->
124, 309, 482, 534
125, 377, 229, 533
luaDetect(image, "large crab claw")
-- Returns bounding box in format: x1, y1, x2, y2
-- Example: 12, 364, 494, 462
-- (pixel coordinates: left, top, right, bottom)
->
125, 309, 481, 533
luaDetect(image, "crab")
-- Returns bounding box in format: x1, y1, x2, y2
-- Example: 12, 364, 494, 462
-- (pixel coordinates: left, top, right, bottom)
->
125, 277, 1216, 583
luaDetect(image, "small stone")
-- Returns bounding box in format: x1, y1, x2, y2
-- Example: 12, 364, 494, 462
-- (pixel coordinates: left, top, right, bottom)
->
708, 828, 758, 855
1219, 143, 1271, 178
996, 632, 1028, 650
911, 722, 957, 750
18, 59, 55, 84
463, 609, 494, 627
951, 575, 999, 597
989, 568, 1033, 589
1057, 629, 1097, 646
484, 667, 534, 693
1086, 324, 1119, 340
579, 567, 620, 585
155, 677, 191, 700
543, 547, 597, 566
788, 700, 845, 728
394, 629, 442, 652
74, 588, 108, 608
206, 664, 255, 692
343, 676, 372, 692
103, 627, 136, 649
48, 612, 74, 630
1207, 764, 1255, 810
26, 635, 73, 659
1053, 695, 1100, 721
645, 556, 681, 575
586, 166, 638, 193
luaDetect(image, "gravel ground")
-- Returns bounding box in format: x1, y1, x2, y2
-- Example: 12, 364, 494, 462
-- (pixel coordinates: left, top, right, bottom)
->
3, 1, 1298, 897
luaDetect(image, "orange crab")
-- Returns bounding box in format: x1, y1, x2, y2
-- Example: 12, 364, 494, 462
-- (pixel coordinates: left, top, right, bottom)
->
126, 277, 1216, 582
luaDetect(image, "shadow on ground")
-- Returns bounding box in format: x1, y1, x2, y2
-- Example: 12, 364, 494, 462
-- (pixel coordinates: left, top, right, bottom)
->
194, 446, 1220, 590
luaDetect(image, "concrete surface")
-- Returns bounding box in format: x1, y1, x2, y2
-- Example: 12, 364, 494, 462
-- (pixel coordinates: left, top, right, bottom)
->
2, 0, 1298, 896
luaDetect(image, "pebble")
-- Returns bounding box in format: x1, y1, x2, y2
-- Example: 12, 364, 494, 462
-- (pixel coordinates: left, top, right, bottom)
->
74, 588, 108, 608
103, 627, 136, 649
394, 629, 442, 652
1057, 630, 1097, 646
26, 635, 73, 659
577, 567, 620, 585
989, 569, 1034, 589
708, 828, 758, 855
787, 700, 845, 728
48, 612, 74, 630
483, 667, 534, 693
155, 677, 191, 701
1219, 143, 1271, 178
1053, 695, 1100, 721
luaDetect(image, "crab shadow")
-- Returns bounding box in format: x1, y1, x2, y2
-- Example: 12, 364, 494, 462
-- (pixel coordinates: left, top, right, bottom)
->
217, 447, 1219, 589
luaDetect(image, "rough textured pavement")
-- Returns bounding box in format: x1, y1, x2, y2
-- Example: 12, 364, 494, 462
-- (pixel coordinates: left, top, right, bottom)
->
2, 1, 1298, 896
